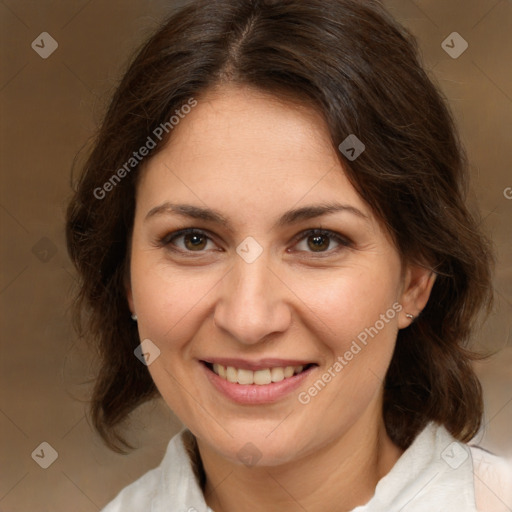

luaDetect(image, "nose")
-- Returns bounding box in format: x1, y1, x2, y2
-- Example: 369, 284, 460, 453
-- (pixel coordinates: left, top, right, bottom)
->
213, 256, 292, 345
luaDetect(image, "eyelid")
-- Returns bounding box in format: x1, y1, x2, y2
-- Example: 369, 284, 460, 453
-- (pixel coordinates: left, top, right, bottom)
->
158, 227, 220, 251
289, 228, 352, 253
156, 227, 352, 255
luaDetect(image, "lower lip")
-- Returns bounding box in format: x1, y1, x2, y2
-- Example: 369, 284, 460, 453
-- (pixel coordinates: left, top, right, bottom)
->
202, 363, 316, 405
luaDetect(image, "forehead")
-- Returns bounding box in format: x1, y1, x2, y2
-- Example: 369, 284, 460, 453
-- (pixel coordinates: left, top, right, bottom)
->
137, 85, 370, 221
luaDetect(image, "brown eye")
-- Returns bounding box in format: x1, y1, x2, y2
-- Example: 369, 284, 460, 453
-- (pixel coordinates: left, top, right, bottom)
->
162, 229, 216, 252
183, 233, 208, 251
307, 234, 331, 252
292, 229, 351, 255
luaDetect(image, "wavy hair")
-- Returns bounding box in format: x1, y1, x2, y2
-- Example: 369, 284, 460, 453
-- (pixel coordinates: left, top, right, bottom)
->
66, 0, 494, 451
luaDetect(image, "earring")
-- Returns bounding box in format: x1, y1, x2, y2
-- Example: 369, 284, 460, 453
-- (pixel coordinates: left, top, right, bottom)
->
131, 314, 138, 321
405, 313, 414, 320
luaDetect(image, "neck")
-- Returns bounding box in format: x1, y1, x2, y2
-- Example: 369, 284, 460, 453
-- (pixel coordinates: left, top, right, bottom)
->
198, 412, 402, 512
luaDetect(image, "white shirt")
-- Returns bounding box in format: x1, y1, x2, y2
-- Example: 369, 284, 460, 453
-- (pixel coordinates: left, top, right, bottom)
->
101, 423, 512, 512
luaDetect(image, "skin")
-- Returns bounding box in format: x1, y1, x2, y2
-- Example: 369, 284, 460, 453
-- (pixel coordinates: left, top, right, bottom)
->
126, 84, 436, 512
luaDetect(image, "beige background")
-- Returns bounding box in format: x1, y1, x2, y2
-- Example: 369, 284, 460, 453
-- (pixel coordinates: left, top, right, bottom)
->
0, 0, 511, 511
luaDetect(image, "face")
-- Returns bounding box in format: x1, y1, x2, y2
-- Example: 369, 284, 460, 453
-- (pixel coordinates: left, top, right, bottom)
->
127, 85, 432, 467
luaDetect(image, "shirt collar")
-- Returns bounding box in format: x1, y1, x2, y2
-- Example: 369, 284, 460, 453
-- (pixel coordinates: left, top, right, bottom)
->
151, 429, 212, 512
151, 423, 477, 512
352, 422, 477, 511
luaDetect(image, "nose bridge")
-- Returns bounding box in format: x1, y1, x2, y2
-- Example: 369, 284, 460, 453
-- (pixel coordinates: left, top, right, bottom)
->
214, 255, 291, 345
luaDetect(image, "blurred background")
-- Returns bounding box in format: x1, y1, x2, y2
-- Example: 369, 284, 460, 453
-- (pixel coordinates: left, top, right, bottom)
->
0, 0, 511, 510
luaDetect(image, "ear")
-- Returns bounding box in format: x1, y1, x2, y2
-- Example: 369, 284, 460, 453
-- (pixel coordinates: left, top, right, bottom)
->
397, 264, 436, 329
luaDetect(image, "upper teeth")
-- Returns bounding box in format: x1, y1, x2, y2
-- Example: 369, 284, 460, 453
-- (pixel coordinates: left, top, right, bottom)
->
212, 364, 304, 385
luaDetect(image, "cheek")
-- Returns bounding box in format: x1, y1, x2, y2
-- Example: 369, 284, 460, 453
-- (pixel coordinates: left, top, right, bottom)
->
129, 257, 223, 424
290, 264, 401, 407
130, 253, 222, 352
291, 264, 401, 349
291, 265, 401, 416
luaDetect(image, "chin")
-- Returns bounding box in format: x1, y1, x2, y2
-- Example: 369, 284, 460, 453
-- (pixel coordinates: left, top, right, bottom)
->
192, 415, 319, 468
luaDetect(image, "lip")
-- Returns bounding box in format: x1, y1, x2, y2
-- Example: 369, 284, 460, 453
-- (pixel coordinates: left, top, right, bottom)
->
201, 361, 317, 405
202, 357, 315, 371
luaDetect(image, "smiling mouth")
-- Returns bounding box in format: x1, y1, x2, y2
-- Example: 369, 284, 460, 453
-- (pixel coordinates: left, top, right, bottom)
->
202, 362, 316, 385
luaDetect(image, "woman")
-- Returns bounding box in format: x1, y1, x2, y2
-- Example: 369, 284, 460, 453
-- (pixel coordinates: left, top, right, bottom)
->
66, 0, 512, 510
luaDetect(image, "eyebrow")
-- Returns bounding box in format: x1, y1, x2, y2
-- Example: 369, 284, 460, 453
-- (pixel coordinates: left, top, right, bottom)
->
274, 202, 368, 227
145, 202, 230, 226
144, 201, 368, 228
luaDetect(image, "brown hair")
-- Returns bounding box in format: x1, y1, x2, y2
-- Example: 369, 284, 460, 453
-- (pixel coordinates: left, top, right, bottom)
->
66, 0, 493, 452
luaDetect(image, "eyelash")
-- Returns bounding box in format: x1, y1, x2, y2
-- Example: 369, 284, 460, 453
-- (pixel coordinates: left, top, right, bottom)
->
157, 228, 352, 256
290, 228, 352, 255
